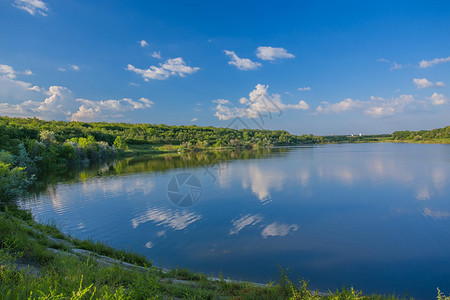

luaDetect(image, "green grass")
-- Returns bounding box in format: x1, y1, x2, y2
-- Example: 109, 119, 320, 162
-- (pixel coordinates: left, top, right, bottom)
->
70, 238, 152, 267
1, 202, 448, 299
127, 143, 177, 155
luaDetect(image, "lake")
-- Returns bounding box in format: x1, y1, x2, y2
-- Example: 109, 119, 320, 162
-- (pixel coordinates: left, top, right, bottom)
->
19, 143, 450, 298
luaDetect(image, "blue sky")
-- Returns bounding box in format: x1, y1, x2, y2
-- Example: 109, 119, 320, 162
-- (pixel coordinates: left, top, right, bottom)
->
1, 0, 450, 135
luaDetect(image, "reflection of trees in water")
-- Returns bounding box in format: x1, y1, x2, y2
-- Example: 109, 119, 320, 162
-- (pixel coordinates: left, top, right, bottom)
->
27, 147, 292, 196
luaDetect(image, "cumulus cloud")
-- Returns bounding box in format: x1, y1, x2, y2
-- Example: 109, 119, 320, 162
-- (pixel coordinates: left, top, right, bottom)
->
364, 106, 396, 117
71, 65, 80, 71
71, 97, 154, 121
427, 93, 448, 105
12, 0, 48, 16
364, 95, 416, 117
0, 65, 17, 79
224, 50, 261, 70
0, 86, 75, 120
298, 86, 311, 91
139, 40, 149, 47
2, 93, 154, 122
152, 51, 162, 59
419, 56, 450, 68
0, 64, 33, 79
413, 78, 445, 89
213, 84, 310, 121
261, 222, 299, 238
127, 57, 200, 81
256, 46, 295, 61
190, 118, 197, 122
316, 95, 417, 118
1, 64, 154, 121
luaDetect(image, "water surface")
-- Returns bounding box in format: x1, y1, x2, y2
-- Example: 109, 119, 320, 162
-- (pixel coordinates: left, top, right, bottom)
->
20, 144, 450, 298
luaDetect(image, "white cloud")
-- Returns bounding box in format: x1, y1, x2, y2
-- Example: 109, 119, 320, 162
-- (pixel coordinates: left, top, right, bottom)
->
58, 65, 80, 72
37, 86, 75, 118
390, 62, 402, 70
0, 76, 42, 103
12, 0, 48, 16
0, 86, 75, 120
427, 93, 448, 105
190, 118, 197, 122
140, 40, 149, 47
316, 95, 417, 118
0, 63, 154, 121
419, 56, 450, 68
377, 58, 403, 71
365, 95, 415, 117
71, 97, 154, 121
224, 50, 261, 70
162, 58, 200, 77
0, 64, 33, 79
0, 64, 18, 79
364, 106, 396, 117
213, 84, 310, 121
316, 98, 361, 114
256, 46, 295, 61
152, 51, 162, 59
413, 78, 445, 89
298, 87, 311, 91
261, 222, 299, 238
127, 64, 168, 80
213, 99, 230, 105
127, 57, 200, 81
413, 78, 433, 89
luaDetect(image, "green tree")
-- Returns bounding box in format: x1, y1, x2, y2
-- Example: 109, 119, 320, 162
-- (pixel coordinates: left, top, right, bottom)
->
114, 136, 128, 150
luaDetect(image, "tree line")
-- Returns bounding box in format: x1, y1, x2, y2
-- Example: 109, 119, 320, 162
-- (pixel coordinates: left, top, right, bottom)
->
392, 126, 450, 141
0, 116, 323, 150
0, 116, 324, 199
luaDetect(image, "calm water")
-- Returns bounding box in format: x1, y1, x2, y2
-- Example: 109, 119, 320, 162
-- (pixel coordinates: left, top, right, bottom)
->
20, 143, 450, 298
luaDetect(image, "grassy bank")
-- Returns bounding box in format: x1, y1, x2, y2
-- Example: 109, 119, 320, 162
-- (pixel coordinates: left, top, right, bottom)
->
384, 139, 450, 144
2, 203, 448, 299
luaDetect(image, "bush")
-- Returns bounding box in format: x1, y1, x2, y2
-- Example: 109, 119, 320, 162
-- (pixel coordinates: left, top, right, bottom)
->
0, 161, 30, 200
